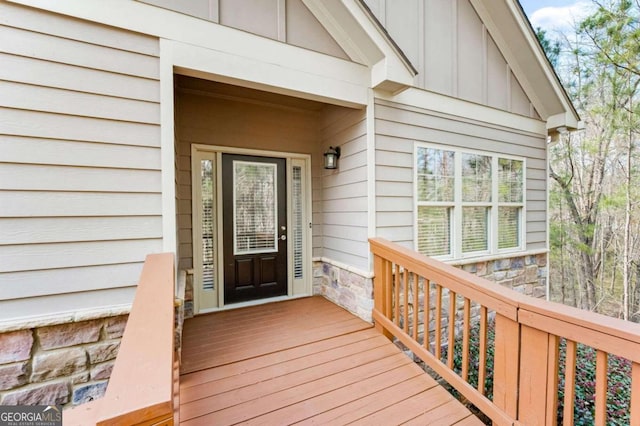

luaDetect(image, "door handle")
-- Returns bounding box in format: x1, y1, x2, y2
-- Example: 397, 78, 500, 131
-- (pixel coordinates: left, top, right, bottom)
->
280, 235, 287, 241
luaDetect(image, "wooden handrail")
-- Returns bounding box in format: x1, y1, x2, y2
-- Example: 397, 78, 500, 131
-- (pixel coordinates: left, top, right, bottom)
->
64, 253, 176, 426
370, 238, 640, 426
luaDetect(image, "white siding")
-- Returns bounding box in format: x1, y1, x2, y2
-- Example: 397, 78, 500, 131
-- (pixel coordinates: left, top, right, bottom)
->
319, 106, 369, 270
0, 3, 161, 320
374, 99, 547, 252
364, 0, 538, 118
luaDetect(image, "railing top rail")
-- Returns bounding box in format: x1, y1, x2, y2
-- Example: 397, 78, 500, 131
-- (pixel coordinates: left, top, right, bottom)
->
63, 252, 176, 426
518, 295, 640, 345
98, 252, 175, 425
370, 237, 522, 320
370, 237, 640, 359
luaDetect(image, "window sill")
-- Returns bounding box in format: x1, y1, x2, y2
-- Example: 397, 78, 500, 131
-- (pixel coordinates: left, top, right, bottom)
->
444, 247, 548, 267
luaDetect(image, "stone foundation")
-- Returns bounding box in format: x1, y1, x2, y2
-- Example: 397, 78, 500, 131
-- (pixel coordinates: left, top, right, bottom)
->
454, 253, 548, 298
312, 253, 547, 327
183, 269, 194, 319
0, 315, 127, 407
313, 260, 373, 322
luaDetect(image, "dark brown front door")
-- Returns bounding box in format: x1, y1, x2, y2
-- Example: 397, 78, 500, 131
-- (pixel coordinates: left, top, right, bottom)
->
222, 154, 287, 304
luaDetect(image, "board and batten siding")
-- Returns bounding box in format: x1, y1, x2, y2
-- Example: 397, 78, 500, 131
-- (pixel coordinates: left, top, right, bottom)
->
374, 99, 548, 252
137, 0, 348, 60
319, 106, 369, 271
364, 0, 538, 119
0, 3, 162, 321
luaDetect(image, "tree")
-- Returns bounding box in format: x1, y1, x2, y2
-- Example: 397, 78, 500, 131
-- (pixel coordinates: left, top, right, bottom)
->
580, 0, 640, 319
545, 0, 640, 318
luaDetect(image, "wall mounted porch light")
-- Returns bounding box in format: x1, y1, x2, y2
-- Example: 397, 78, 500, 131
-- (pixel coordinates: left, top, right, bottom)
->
324, 146, 341, 169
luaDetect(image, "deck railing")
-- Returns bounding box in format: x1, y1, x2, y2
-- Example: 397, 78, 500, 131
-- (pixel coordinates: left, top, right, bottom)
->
63, 253, 176, 426
370, 238, 640, 426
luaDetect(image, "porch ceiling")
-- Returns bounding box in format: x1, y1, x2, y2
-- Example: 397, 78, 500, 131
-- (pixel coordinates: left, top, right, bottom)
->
175, 75, 328, 112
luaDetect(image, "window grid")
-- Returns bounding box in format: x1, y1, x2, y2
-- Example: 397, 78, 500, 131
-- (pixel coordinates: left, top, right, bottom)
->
416, 144, 525, 260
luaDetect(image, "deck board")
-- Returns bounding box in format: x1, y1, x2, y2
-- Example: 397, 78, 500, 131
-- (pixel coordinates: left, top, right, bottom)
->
179, 296, 483, 425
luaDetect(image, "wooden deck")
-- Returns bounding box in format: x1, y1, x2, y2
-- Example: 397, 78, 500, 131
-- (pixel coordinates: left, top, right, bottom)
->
179, 296, 482, 425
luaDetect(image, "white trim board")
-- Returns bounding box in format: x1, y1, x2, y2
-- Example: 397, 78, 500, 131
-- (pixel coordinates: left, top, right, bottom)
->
8, 0, 371, 108
376, 87, 547, 137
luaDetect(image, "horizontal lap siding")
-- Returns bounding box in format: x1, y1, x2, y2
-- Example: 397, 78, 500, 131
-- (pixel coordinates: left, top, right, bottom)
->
0, 3, 161, 319
374, 100, 547, 252
319, 107, 369, 271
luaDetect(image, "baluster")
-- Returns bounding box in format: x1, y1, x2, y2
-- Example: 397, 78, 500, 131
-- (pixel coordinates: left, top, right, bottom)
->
595, 350, 608, 426
563, 340, 577, 426
461, 298, 471, 381
385, 261, 393, 321
477, 306, 488, 395
412, 273, 418, 341
448, 290, 457, 370
423, 279, 431, 352
403, 269, 409, 333
435, 285, 443, 361
373, 255, 392, 339
546, 335, 560, 426
394, 265, 400, 327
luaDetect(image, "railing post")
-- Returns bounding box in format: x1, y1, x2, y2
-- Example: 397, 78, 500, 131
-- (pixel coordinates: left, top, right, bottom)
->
493, 314, 520, 420
373, 253, 392, 340
517, 325, 559, 425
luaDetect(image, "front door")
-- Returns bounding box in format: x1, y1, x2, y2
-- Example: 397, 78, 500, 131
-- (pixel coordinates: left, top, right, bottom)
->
222, 154, 288, 304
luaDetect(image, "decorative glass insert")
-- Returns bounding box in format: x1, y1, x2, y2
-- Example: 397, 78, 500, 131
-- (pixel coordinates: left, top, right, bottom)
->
462, 207, 489, 253
462, 153, 492, 202
498, 158, 524, 203
417, 147, 455, 202
233, 161, 278, 254
417, 206, 451, 256
200, 159, 215, 291
498, 207, 520, 249
292, 166, 304, 279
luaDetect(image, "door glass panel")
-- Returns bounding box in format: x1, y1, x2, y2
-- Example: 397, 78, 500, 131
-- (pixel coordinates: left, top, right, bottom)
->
233, 161, 278, 254
201, 159, 215, 291
292, 166, 303, 279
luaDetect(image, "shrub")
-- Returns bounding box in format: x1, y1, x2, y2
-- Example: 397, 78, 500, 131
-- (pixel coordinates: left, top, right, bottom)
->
440, 320, 631, 425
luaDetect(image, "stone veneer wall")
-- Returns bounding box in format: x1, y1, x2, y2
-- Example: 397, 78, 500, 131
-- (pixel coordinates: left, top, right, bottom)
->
0, 315, 127, 407
312, 253, 548, 324
455, 253, 548, 298
313, 261, 374, 322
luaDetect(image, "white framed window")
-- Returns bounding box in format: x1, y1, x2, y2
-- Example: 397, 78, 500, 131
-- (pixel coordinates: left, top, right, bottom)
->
415, 144, 525, 260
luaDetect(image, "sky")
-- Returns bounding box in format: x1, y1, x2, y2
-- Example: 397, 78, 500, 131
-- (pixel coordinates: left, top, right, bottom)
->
518, 0, 594, 34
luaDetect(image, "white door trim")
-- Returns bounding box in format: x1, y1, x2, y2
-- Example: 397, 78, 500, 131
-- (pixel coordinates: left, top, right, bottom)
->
191, 144, 313, 314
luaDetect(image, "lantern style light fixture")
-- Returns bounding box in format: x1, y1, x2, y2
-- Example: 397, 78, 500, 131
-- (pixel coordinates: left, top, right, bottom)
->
323, 146, 341, 170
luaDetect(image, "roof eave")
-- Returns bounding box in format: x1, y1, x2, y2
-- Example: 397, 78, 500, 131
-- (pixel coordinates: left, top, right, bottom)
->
302, 0, 417, 94
471, 0, 580, 133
